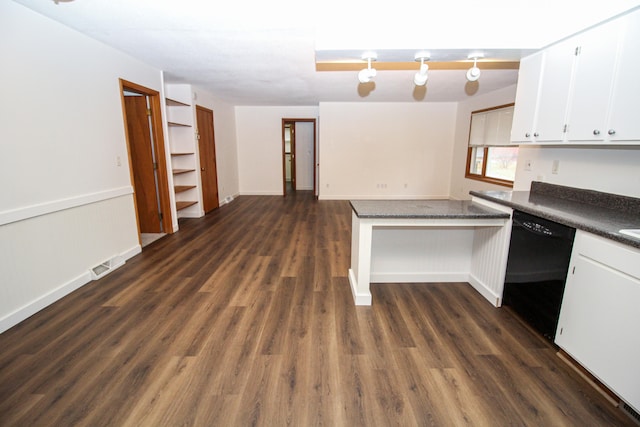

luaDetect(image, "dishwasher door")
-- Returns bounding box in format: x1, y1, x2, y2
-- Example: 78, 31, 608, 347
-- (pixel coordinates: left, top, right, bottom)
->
503, 210, 576, 341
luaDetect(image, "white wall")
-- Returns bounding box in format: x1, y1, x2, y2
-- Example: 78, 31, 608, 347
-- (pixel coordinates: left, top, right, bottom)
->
449, 85, 518, 200
191, 86, 240, 203
318, 102, 457, 200
0, 2, 163, 332
235, 106, 318, 195
514, 146, 640, 197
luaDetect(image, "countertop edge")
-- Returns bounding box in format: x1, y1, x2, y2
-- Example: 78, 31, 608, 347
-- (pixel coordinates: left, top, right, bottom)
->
470, 191, 640, 250
349, 200, 510, 220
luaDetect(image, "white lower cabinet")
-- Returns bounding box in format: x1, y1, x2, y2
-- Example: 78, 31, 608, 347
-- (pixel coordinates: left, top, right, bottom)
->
555, 230, 640, 412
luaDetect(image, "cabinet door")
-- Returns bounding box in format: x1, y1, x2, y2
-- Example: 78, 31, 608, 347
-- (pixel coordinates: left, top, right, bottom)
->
511, 52, 544, 143
565, 19, 621, 142
556, 233, 640, 411
607, 10, 640, 142
535, 37, 576, 142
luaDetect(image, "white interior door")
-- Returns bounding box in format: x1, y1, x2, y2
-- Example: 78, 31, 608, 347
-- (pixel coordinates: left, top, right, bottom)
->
294, 122, 314, 190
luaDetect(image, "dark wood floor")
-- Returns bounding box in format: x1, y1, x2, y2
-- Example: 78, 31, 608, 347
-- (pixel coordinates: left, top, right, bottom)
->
0, 192, 634, 426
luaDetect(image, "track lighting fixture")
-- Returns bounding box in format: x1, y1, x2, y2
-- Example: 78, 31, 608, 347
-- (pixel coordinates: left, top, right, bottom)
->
351, 51, 490, 87
466, 54, 483, 82
358, 52, 377, 84
413, 52, 430, 86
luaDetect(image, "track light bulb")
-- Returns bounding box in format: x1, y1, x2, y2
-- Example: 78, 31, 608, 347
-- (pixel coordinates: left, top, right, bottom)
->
466, 57, 481, 82
358, 67, 377, 83
414, 63, 429, 86
413, 53, 430, 86
358, 54, 377, 84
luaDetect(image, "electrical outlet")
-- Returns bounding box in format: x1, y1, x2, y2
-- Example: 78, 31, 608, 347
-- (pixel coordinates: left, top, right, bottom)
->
552, 160, 559, 174
524, 159, 532, 171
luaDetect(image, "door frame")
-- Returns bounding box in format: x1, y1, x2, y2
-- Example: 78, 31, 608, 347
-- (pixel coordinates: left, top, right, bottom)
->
119, 79, 174, 236
281, 118, 316, 197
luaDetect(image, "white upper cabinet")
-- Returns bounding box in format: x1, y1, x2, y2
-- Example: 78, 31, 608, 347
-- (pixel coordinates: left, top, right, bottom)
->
511, 8, 640, 145
510, 39, 576, 144
607, 10, 640, 142
510, 52, 543, 143
565, 17, 622, 142
535, 37, 576, 142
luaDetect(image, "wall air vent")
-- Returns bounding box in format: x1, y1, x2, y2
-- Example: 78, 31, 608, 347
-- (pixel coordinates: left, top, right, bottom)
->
90, 256, 125, 280
621, 402, 640, 425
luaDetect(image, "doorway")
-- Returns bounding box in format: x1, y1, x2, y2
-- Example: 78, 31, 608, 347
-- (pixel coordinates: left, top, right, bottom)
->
282, 118, 316, 196
119, 79, 173, 247
196, 105, 220, 213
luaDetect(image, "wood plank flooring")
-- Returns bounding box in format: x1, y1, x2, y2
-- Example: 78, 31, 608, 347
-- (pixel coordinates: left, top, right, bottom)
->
0, 192, 635, 426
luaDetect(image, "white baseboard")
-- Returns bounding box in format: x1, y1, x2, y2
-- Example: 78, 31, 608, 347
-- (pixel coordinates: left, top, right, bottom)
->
239, 191, 282, 196
0, 244, 141, 334
348, 269, 372, 305
318, 194, 450, 201
0, 271, 91, 334
370, 272, 469, 283
122, 244, 142, 260
468, 273, 501, 307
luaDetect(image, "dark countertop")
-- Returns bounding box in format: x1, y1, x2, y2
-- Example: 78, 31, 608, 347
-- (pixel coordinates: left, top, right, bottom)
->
349, 199, 510, 220
470, 182, 640, 249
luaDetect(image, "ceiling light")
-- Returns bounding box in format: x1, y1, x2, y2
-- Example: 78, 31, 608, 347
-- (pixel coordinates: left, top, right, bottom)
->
413, 52, 430, 86
466, 54, 483, 82
358, 52, 377, 84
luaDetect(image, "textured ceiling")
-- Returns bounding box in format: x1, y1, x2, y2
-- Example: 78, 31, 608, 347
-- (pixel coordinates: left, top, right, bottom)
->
12, 0, 640, 105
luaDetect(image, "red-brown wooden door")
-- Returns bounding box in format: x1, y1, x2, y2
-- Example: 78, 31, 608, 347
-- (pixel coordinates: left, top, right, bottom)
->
124, 95, 162, 233
196, 105, 219, 213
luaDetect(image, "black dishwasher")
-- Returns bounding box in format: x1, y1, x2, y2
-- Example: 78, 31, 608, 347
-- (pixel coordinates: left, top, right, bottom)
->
503, 210, 576, 341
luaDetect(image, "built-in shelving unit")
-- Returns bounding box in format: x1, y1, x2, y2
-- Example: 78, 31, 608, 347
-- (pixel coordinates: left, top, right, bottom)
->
164, 83, 203, 219
174, 185, 197, 193
175, 201, 198, 210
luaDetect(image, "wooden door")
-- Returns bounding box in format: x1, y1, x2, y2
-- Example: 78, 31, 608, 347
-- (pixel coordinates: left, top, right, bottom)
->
124, 95, 162, 233
196, 106, 219, 213
290, 124, 296, 191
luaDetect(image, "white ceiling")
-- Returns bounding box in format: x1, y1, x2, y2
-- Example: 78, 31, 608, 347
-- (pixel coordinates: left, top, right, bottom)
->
13, 0, 640, 105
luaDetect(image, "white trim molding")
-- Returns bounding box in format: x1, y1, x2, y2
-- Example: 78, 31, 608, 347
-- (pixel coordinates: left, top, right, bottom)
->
0, 186, 134, 226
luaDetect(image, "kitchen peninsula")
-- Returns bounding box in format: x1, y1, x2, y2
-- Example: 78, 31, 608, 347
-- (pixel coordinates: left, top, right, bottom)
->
348, 199, 511, 305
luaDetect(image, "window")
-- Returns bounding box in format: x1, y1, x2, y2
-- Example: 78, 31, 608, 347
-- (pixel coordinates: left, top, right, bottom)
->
465, 104, 518, 187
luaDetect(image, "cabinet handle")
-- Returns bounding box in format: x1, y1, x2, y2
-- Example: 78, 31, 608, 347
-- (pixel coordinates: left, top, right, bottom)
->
533, 132, 539, 137
608, 129, 616, 136
593, 129, 600, 135
525, 132, 531, 138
